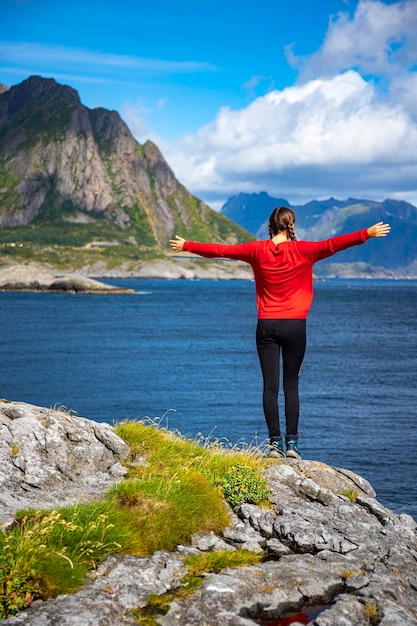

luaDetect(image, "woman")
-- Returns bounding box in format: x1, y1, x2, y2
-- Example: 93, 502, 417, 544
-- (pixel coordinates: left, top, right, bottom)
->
169, 207, 390, 459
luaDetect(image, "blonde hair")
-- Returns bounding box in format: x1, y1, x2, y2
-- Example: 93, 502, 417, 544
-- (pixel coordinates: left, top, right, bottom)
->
268, 206, 297, 241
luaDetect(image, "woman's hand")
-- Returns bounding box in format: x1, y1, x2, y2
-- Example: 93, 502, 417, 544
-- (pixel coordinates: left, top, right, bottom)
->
169, 235, 186, 252
367, 222, 391, 238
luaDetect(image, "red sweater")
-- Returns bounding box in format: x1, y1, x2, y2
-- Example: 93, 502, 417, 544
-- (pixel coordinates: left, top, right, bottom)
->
183, 229, 370, 319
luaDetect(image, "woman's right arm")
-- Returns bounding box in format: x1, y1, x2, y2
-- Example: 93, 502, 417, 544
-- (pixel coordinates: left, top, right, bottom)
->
169, 236, 256, 262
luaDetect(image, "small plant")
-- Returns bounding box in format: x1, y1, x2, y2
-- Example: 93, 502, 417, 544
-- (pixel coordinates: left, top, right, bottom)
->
0, 531, 40, 619
220, 463, 270, 507
339, 488, 359, 503
184, 548, 262, 575
340, 569, 356, 583
298, 466, 314, 479
363, 601, 379, 624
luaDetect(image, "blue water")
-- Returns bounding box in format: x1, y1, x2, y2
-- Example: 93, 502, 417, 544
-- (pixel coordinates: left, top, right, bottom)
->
1, 279, 416, 519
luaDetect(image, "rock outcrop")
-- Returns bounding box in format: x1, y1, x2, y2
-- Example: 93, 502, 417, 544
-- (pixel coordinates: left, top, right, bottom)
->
1, 401, 416, 625
0, 400, 129, 526
0, 264, 135, 293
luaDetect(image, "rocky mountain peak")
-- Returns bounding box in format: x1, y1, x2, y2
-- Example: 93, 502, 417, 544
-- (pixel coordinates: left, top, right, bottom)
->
0, 75, 80, 126
0, 75, 250, 246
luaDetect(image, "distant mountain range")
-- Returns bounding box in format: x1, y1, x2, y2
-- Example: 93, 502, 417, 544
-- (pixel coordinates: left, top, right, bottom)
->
221, 192, 417, 277
0, 76, 251, 251
0, 76, 416, 278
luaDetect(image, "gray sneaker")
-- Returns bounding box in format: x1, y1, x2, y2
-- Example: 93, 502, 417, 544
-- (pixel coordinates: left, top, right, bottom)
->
268, 439, 285, 458
286, 438, 301, 460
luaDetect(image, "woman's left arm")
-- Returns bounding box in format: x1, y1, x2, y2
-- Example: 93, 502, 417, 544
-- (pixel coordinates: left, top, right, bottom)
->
299, 222, 391, 264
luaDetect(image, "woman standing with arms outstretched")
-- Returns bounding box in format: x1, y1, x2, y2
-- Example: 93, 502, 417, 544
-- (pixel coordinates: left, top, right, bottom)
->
170, 207, 390, 459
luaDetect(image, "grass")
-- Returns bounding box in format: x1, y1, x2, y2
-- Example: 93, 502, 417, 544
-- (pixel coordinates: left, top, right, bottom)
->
0, 241, 165, 272
363, 602, 379, 624
0, 502, 131, 618
339, 488, 359, 503
0, 419, 271, 620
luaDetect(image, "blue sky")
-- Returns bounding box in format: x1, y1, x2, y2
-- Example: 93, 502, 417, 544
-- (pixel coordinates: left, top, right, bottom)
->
1, 0, 417, 208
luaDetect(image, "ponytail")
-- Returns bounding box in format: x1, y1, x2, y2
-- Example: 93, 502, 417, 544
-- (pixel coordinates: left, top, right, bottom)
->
268, 206, 297, 241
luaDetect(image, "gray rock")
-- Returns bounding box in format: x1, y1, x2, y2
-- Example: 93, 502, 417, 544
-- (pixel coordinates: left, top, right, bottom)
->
238, 503, 276, 537
2, 402, 416, 626
265, 537, 293, 556
191, 531, 236, 552
0, 265, 134, 293
158, 554, 355, 626
314, 595, 371, 626
378, 600, 417, 626
155, 461, 417, 625
0, 401, 129, 525
3, 552, 184, 626
222, 512, 266, 552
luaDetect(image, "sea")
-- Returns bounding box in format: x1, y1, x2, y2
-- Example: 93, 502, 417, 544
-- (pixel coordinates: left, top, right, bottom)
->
1, 278, 416, 520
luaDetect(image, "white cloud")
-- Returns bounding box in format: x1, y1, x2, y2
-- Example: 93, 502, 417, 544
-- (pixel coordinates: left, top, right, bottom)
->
243, 75, 266, 91
389, 72, 417, 121
0, 65, 125, 86
288, 0, 417, 79
165, 69, 417, 206
0, 42, 216, 74
163, 0, 417, 207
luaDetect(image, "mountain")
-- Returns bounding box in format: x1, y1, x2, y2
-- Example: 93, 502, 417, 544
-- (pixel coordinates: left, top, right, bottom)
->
0, 76, 251, 253
221, 192, 290, 236
221, 192, 417, 276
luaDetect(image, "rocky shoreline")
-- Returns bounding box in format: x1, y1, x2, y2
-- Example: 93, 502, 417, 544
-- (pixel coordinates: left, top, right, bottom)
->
1, 400, 416, 625
1, 257, 411, 290
0, 259, 254, 291
0, 264, 136, 293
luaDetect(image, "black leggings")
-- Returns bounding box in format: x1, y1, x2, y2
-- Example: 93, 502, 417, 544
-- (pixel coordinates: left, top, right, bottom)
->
256, 319, 306, 440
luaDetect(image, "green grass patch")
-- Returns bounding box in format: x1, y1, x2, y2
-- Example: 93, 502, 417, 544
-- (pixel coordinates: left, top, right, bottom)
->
1, 420, 271, 619
0, 240, 165, 272
0, 501, 135, 619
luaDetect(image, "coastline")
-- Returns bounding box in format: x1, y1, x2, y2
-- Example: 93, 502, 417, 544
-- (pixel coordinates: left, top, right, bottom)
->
0, 258, 415, 292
